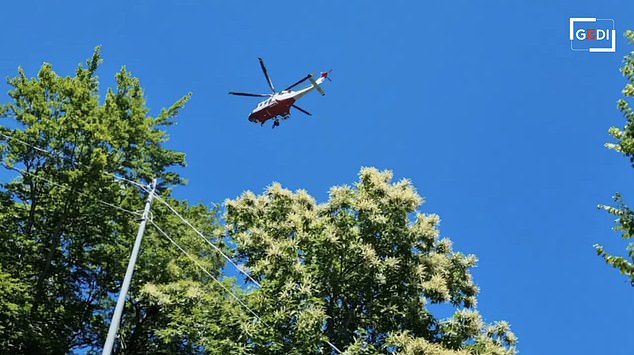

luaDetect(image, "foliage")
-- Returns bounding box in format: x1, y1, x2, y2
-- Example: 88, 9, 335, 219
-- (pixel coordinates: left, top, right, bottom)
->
225, 167, 517, 354
598, 30, 634, 286
0, 48, 233, 353
0, 48, 517, 354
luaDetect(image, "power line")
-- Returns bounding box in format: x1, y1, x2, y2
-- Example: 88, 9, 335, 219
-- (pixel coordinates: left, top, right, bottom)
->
148, 220, 261, 322
1, 129, 260, 287
103, 171, 152, 191
1, 162, 143, 218
1, 129, 343, 353
151, 194, 262, 288
149, 219, 342, 354
0, 130, 150, 191
150, 188, 342, 353
0, 131, 65, 159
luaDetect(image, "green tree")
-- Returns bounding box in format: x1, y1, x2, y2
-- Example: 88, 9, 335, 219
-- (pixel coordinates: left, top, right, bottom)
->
597, 30, 634, 286
225, 167, 517, 354
0, 48, 235, 353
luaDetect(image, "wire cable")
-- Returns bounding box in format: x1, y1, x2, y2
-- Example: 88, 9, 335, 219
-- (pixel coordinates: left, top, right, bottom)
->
103, 171, 153, 191
148, 220, 261, 324
151, 194, 262, 288
1, 163, 143, 218
1, 129, 343, 353
148, 219, 342, 354
0, 131, 65, 159
0, 130, 150, 193
1, 129, 259, 286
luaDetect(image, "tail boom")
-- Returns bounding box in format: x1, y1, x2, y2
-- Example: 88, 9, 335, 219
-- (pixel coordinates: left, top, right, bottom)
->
309, 74, 326, 96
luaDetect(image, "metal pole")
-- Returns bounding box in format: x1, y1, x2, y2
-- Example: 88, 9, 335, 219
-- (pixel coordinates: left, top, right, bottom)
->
102, 178, 157, 355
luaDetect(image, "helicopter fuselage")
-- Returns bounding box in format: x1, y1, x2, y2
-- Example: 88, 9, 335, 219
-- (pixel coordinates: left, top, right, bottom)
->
248, 87, 313, 124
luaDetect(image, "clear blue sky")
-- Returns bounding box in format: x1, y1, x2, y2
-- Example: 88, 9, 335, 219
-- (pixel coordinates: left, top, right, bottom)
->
1, 1, 633, 354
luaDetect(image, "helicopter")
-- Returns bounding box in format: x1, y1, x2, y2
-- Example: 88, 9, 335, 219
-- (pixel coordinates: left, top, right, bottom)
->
229, 58, 330, 128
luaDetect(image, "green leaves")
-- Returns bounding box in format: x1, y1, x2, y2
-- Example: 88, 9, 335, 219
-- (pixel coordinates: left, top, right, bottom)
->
225, 167, 516, 354
599, 30, 634, 287
0, 48, 228, 353
0, 49, 520, 354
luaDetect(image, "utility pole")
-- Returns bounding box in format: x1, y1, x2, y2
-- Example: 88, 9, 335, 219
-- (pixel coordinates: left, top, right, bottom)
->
103, 178, 157, 355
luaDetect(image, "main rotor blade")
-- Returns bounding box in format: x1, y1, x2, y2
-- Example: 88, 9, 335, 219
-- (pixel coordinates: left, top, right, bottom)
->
284, 74, 312, 91
258, 57, 276, 93
292, 104, 312, 116
228, 92, 271, 97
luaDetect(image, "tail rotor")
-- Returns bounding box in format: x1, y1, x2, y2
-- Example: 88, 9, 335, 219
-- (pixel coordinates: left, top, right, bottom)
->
321, 70, 333, 82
